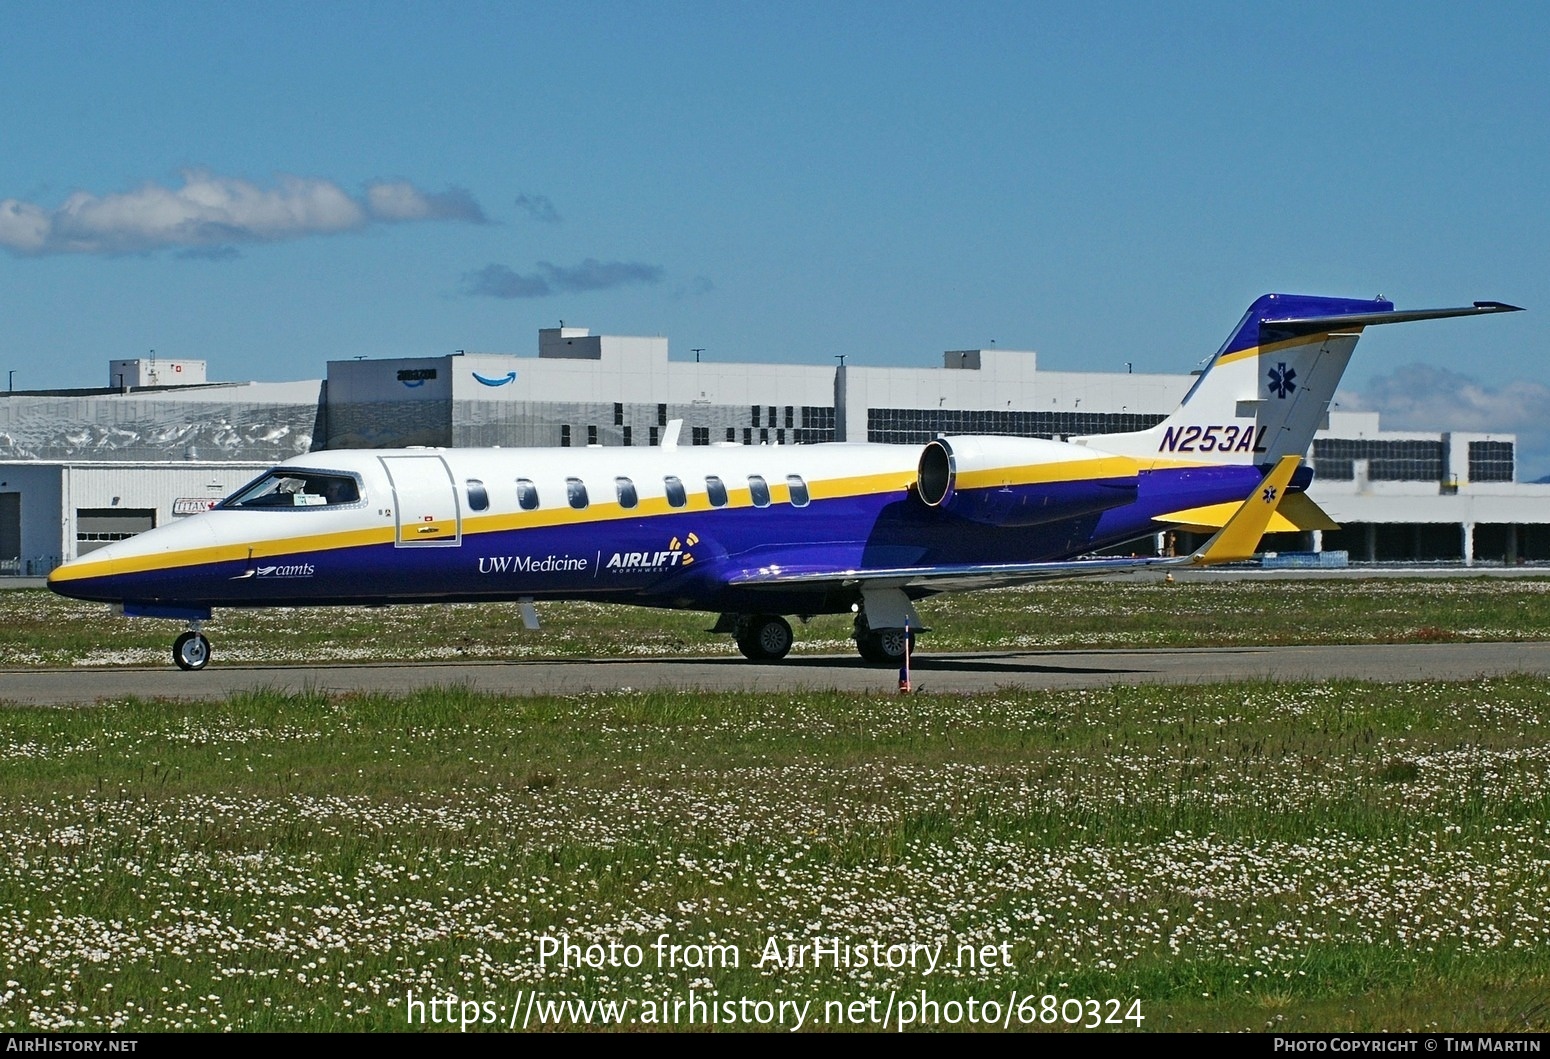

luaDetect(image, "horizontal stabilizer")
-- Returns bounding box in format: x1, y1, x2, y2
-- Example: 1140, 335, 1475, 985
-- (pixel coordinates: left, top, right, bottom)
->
1276, 492, 1341, 532
1154, 489, 1339, 533
1261, 301, 1523, 343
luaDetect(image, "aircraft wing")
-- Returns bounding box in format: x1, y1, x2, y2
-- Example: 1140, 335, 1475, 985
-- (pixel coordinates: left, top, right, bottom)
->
728, 456, 1302, 594
730, 553, 1227, 594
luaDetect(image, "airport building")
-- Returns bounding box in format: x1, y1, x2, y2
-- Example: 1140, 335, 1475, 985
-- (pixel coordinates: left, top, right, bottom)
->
3, 329, 1547, 574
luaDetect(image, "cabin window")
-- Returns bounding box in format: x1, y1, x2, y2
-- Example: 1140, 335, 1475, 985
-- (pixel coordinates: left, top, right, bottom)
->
664, 476, 687, 508
566, 478, 589, 510
705, 476, 728, 508
786, 475, 810, 507
748, 475, 770, 508
224, 470, 360, 509
616, 477, 638, 509
466, 479, 489, 512
516, 478, 540, 510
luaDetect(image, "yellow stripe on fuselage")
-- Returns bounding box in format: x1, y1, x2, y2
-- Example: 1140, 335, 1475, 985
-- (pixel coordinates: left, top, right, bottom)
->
49, 464, 927, 582
48, 521, 401, 582
50, 451, 1229, 585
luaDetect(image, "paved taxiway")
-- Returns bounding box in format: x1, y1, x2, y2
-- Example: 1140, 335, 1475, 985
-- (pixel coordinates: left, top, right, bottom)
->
4, 641, 1549, 705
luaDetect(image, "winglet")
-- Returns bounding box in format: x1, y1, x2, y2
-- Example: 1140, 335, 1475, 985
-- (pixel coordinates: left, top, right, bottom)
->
1190, 456, 1302, 566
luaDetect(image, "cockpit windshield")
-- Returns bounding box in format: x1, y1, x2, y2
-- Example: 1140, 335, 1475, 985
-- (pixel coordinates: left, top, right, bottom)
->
222, 470, 361, 509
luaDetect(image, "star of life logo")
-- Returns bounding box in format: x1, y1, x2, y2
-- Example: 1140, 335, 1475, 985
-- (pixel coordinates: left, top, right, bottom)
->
1267, 362, 1297, 399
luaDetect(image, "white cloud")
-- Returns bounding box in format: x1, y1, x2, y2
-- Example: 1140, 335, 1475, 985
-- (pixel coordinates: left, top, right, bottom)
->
1345, 364, 1550, 480
1348, 364, 1549, 433
0, 170, 485, 256
364, 181, 485, 223
0, 200, 50, 254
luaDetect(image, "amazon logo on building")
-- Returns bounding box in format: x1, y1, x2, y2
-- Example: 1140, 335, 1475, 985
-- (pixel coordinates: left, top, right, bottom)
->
397, 368, 438, 388
472, 370, 518, 387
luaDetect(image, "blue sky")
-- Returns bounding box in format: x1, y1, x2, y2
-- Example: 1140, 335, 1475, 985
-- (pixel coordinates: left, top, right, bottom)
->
4, 2, 1547, 473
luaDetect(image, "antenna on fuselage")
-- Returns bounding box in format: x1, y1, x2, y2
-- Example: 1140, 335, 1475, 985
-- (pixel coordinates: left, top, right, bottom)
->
661, 419, 683, 449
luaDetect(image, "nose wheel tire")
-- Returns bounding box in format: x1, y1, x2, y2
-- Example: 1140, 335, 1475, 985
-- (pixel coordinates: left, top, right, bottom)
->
735, 614, 794, 661
173, 631, 211, 671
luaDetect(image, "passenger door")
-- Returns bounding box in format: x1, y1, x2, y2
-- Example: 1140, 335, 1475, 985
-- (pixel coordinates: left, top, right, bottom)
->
380, 455, 461, 546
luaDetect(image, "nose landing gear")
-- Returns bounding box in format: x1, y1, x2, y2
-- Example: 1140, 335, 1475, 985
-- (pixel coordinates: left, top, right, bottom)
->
173, 625, 211, 671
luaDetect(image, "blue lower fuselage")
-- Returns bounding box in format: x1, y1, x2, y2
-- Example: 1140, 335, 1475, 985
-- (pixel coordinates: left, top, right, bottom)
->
52, 462, 1290, 617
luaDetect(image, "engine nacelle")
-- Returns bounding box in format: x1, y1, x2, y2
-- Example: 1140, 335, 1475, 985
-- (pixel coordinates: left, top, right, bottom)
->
917, 435, 1138, 527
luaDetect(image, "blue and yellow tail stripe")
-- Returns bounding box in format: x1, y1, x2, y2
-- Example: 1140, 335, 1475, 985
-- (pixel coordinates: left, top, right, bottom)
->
1215, 292, 1392, 358
1211, 327, 1366, 368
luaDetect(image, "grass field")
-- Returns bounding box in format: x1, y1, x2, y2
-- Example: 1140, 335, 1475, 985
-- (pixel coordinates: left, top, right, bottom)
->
2, 578, 1547, 1032
5, 575, 1550, 667
1, 677, 1547, 1032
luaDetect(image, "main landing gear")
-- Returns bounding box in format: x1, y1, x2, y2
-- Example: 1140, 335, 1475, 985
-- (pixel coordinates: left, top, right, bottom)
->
717, 609, 919, 665
173, 624, 211, 671
733, 614, 794, 661
853, 612, 913, 666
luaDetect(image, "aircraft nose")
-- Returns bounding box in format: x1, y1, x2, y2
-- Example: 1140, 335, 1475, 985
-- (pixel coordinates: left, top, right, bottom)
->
48, 554, 116, 602
48, 517, 218, 603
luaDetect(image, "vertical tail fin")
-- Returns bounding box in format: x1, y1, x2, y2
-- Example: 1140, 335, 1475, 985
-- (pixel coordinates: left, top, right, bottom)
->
1079, 294, 1522, 466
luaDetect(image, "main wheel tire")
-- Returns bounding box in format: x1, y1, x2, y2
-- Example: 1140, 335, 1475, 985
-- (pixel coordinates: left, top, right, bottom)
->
854, 617, 912, 665
173, 631, 211, 671
874, 627, 912, 663
735, 614, 793, 661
